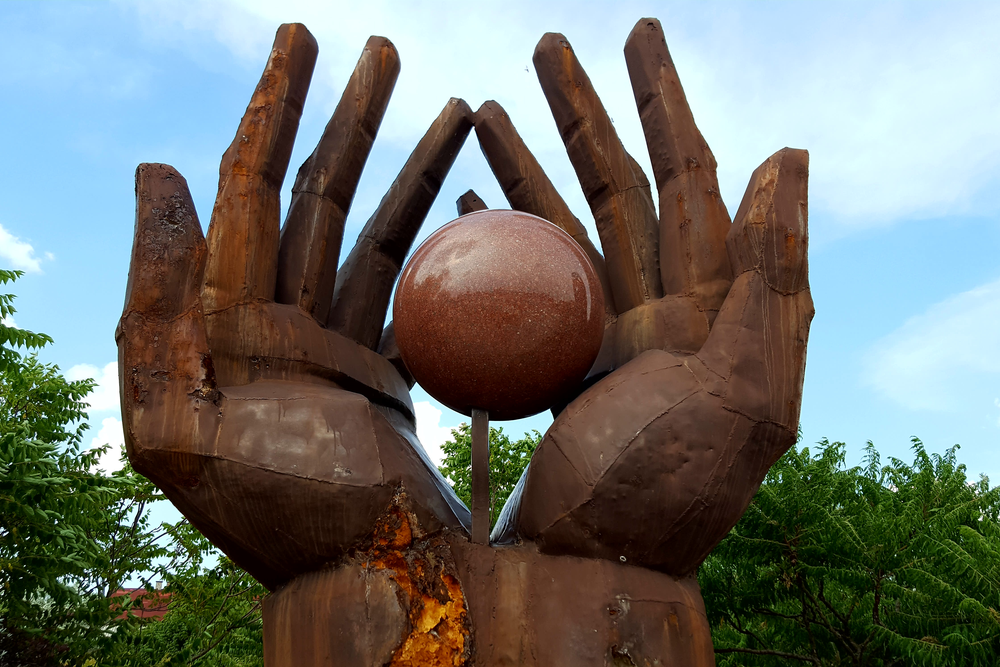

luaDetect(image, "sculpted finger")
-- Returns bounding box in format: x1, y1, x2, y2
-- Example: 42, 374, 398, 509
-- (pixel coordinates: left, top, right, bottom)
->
457, 189, 487, 215
697, 148, 812, 436
625, 18, 733, 320
276, 36, 401, 322
327, 98, 474, 349
118, 164, 221, 485
626, 149, 655, 207
474, 100, 616, 317
203, 24, 318, 313
624, 19, 712, 190
377, 322, 415, 388
726, 149, 810, 294
533, 33, 661, 312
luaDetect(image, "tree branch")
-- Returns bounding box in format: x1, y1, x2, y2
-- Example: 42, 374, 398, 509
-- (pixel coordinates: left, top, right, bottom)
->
715, 647, 818, 663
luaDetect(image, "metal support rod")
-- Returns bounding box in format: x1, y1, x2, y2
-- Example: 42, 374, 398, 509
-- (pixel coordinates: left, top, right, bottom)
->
471, 408, 490, 544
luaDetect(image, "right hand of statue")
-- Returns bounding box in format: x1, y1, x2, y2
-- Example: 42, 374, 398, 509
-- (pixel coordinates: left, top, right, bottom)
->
117, 24, 473, 590
477, 20, 812, 577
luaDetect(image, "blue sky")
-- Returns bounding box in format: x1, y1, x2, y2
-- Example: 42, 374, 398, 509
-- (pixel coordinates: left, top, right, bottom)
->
2, 0, 999, 487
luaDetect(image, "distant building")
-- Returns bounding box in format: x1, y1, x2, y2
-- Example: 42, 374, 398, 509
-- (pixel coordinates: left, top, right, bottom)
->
110, 584, 171, 620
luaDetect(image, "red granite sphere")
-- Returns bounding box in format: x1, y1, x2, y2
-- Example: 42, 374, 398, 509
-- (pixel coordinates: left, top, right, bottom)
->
393, 210, 605, 420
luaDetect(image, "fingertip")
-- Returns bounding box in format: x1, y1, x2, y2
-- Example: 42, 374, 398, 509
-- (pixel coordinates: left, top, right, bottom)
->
277, 22, 319, 57
128, 164, 206, 320
727, 148, 810, 293
784, 147, 810, 172
457, 189, 488, 216
453, 97, 473, 116
136, 161, 170, 178
775, 147, 810, 191
366, 34, 396, 50
365, 35, 400, 70
135, 163, 188, 197
627, 17, 663, 43
533, 32, 571, 63
537, 31, 569, 47
624, 17, 673, 74
444, 98, 474, 126
273, 24, 319, 93
474, 100, 506, 125
434, 98, 474, 148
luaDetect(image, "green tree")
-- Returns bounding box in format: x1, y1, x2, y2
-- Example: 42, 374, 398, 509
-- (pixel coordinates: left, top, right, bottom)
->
0, 270, 51, 372
701, 438, 1000, 667
438, 424, 541, 528
111, 521, 265, 667
0, 270, 113, 663
0, 270, 259, 667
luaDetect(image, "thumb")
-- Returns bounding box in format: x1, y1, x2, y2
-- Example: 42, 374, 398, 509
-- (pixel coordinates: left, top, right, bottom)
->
118, 164, 218, 484
697, 148, 813, 436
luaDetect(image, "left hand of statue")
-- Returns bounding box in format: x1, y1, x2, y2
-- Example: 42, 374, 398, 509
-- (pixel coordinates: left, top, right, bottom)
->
117, 24, 474, 590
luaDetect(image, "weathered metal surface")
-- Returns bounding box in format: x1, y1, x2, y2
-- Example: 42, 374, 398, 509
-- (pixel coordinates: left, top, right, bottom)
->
624, 19, 734, 327
265, 535, 715, 667
532, 32, 662, 313
201, 24, 318, 316
275, 36, 400, 323
118, 26, 473, 593
456, 189, 488, 216
119, 18, 812, 667
327, 98, 474, 350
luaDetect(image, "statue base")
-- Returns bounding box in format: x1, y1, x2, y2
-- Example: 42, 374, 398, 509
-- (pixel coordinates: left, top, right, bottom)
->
263, 536, 714, 666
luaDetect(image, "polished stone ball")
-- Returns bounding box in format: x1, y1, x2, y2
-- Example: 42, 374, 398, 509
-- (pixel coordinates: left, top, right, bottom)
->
393, 210, 605, 420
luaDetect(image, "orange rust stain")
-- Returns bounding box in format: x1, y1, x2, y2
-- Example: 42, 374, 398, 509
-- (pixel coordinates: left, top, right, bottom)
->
388, 575, 467, 667
666, 610, 681, 635
379, 42, 394, 70
372, 504, 413, 549
367, 504, 468, 666
785, 232, 798, 252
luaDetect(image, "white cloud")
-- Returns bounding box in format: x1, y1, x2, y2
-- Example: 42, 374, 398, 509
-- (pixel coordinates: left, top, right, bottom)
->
865, 277, 1000, 412
414, 400, 460, 468
90, 417, 126, 473
66, 361, 120, 413
124, 0, 273, 69
0, 223, 44, 273
2, 315, 16, 328
693, 4, 1000, 227
126, 1, 1000, 232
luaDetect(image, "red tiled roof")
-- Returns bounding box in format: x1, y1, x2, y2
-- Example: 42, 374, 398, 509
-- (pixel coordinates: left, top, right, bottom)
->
110, 587, 172, 620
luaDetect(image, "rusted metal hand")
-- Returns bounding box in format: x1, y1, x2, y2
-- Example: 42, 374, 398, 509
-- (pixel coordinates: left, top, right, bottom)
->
479, 18, 813, 576
117, 24, 474, 590
118, 18, 812, 667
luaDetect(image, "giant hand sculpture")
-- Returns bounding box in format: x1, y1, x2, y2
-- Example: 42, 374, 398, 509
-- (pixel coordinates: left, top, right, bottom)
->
118, 19, 811, 667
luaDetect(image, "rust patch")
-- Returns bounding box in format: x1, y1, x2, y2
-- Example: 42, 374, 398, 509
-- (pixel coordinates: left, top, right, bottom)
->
364, 496, 469, 666
785, 231, 798, 253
